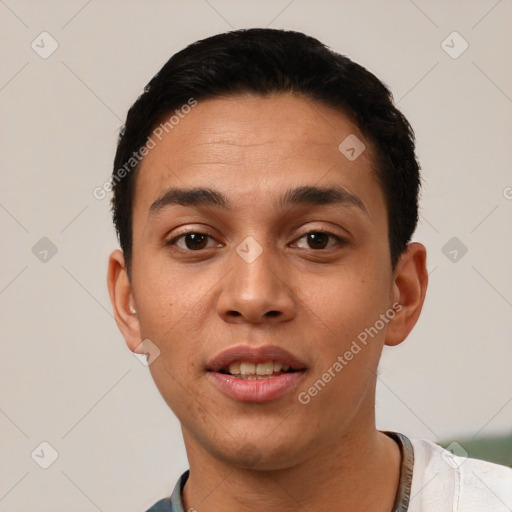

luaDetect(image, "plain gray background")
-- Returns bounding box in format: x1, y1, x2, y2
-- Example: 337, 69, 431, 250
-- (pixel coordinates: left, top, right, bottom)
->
1, 1, 511, 510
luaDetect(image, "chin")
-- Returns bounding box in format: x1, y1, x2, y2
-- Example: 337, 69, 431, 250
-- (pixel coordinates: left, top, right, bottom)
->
209, 428, 313, 471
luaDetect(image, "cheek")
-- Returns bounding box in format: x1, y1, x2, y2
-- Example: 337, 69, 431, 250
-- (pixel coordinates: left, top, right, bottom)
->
133, 256, 200, 333
298, 264, 392, 407
305, 267, 390, 342
131, 283, 194, 385
133, 264, 222, 375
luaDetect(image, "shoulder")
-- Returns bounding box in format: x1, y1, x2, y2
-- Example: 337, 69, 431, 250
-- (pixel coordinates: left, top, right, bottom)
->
409, 437, 512, 511
143, 497, 173, 512
143, 469, 189, 511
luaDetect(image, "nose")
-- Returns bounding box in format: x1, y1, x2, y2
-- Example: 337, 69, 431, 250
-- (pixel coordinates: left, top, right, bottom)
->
216, 242, 296, 324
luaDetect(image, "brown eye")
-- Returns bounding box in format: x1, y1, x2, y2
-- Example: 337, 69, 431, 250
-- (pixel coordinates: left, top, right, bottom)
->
183, 233, 208, 250
168, 232, 219, 251
306, 232, 329, 249
293, 231, 346, 250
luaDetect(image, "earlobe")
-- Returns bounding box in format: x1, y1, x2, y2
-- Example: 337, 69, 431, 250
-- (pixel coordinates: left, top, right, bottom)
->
385, 243, 428, 347
107, 249, 141, 352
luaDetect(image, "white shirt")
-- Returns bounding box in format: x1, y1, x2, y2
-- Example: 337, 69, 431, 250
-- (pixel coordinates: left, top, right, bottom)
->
408, 437, 512, 511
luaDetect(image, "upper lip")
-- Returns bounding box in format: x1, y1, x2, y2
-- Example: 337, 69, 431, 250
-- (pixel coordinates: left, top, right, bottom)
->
206, 344, 307, 372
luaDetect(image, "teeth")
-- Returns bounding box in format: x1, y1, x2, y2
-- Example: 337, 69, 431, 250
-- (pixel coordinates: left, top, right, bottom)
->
273, 361, 283, 372
239, 362, 256, 375
224, 360, 294, 377
228, 362, 240, 375
256, 361, 274, 375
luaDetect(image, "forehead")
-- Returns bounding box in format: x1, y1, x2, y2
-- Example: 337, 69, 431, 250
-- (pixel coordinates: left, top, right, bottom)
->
132, 93, 384, 223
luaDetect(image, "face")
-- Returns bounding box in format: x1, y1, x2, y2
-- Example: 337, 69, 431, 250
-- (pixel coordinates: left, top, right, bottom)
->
108, 93, 426, 470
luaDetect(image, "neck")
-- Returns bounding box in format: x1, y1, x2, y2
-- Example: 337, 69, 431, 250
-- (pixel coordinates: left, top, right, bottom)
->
181, 423, 401, 512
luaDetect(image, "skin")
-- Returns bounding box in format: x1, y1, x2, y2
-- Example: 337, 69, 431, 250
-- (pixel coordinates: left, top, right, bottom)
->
108, 93, 428, 512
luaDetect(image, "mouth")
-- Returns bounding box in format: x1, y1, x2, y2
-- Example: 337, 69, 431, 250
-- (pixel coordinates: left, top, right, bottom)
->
206, 345, 307, 402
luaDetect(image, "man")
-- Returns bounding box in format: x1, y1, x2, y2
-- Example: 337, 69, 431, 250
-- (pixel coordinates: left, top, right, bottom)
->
107, 28, 512, 511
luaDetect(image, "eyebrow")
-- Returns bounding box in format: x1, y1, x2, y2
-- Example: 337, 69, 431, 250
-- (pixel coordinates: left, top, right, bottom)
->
148, 185, 367, 216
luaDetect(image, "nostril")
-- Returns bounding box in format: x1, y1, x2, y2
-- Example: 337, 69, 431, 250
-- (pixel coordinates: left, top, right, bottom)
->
265, 310, 280, 317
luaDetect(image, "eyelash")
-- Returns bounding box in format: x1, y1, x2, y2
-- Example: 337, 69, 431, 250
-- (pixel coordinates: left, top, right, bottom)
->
166, 229, 347, 252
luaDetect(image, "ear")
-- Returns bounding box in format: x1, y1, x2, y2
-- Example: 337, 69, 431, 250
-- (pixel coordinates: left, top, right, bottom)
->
385, 242, 428, 347
107, 249, 143, 353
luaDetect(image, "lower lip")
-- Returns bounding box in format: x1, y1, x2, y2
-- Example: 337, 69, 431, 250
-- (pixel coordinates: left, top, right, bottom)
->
208, 371, 305, 403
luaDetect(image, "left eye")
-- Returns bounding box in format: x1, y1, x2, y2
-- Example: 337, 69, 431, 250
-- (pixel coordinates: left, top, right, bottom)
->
168, 232, 220, 251
293, 231, 345, 250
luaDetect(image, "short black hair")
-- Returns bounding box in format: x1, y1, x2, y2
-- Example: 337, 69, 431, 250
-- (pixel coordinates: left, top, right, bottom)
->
111, 28, 420, 275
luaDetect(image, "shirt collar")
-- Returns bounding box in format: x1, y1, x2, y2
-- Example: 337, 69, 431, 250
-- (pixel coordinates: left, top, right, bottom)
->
383, 431, 414, 512
169, 470, 189, 512
170, 431, 414, 512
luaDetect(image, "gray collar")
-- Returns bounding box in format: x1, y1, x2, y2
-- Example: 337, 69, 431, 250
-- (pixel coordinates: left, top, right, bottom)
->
157, 431, 414, 512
